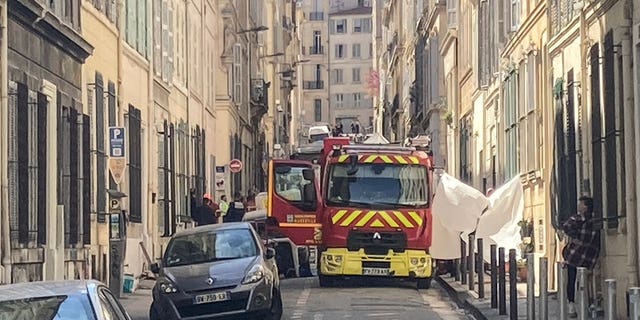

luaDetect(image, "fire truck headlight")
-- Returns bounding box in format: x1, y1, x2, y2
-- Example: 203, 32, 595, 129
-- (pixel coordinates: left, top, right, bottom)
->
326, 254, 333, 262
410, 258, 419, 265
420, 257, 427, 264
334, 255, 343, 263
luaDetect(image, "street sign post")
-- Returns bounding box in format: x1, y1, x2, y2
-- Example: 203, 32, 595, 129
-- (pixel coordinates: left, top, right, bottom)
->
229, 159, 243, 173
108, 127, 126, 184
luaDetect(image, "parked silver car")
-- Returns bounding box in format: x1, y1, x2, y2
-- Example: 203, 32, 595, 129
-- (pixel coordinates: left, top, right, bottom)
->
0, 280, 132, 320
149, 222, 282, 320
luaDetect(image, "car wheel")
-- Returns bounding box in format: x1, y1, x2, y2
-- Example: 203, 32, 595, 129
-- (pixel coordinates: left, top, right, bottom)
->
417, 277, 432, 289
263, 289, 283, 320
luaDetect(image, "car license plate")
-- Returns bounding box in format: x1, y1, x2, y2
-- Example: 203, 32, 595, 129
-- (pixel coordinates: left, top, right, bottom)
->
194, 292, 230, 305
362, 267, 389, 276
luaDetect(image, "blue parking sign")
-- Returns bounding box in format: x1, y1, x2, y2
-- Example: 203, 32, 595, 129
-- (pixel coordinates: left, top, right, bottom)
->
109, 127, 126, 158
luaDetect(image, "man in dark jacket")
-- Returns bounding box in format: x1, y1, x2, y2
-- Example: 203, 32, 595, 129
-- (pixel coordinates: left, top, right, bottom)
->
194, 194, 217, 226
224, 193, 246, 223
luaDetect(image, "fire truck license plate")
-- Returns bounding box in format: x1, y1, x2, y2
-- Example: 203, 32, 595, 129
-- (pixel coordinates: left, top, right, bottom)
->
362, 267, 389, 276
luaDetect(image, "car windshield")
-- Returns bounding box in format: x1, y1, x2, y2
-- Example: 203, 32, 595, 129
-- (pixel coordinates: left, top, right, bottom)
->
327, 163, 429, 207
164, 228, 258, 267
0, 294, 96, 320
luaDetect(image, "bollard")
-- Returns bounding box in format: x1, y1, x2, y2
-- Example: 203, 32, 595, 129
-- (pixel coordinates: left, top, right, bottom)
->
527, 253, 535, 320
577, 267, 588, 320
629, 287, 640, 319
498, 247, 506, 315
539, 257, 548, 320
558, 262, 567, 320
469, 234, 475, 291
478, 238, 485, 299
604, 279, 616, 320
509, 249, 518, 319
454, 258, 461, 281
491, 244, 498, 308
461, 240, 467, 285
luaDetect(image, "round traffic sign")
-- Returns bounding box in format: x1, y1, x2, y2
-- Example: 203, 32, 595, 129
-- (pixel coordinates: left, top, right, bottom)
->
229, 159, 243, 173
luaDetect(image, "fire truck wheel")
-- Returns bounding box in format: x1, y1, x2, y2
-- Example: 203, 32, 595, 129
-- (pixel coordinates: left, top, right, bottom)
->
318, 274, 335, 287
417, 277, 432, 289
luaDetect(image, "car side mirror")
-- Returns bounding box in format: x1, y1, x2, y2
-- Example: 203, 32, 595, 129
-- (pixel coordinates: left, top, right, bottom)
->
265, 247, 276, 260
150, 263, 160, 274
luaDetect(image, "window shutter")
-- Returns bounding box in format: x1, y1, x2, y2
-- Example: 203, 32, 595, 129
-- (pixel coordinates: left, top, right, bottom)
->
168, 2, 174, 82
161, 0, 169, 82
126, 0, 136, 45
153, 0, 162, 76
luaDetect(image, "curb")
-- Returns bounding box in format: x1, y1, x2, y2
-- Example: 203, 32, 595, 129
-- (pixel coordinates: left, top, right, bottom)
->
435, 276, 488, 320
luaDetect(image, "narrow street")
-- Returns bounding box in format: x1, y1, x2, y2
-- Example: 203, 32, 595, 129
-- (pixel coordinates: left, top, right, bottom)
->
121, 277, 473, 320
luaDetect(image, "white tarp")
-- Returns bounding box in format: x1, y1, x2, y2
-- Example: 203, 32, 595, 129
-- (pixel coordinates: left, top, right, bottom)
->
430, 172, 524, 260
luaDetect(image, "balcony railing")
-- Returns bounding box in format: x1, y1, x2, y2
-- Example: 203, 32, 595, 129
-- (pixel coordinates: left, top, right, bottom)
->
303, 81, 324, 90
309, 12, 324, 20
309, 46, 324, 55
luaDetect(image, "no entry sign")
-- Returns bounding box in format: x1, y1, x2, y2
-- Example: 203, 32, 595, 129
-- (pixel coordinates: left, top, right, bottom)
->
229, 159, 243, 173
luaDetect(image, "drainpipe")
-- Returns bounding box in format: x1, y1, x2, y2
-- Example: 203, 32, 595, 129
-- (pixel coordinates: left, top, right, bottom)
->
620, 11, 638, 287
143, 0, 153, 258
0, 0, 10, 284
632, 7, 640, 282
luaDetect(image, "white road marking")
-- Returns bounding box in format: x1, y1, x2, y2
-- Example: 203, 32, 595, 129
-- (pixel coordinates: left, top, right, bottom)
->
290, 287, 311, 319
313, 313, 324, 320
421, 292, 468, 319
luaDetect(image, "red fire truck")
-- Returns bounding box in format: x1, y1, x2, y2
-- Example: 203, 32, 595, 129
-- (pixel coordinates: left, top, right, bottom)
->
263, 136, 434, 288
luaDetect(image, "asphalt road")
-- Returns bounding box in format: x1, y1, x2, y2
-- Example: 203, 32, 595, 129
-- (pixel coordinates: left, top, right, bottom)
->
121, 277, 473, 320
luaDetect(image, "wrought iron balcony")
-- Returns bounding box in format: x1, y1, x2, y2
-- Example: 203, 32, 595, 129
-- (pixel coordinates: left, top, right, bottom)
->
309, 46, 324, 55
303, 81, 324, 90
250, 79, 269, 121
309, 12, 324, 20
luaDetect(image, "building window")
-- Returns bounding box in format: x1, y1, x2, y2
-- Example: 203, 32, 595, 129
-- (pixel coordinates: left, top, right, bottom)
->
331, 19, 347, 34
314, 99, 322, 122
525, 52, 538, 171
352, 44, 361, 58
447, 0, 458, 27
335, 44, 345, 59
351, 18, 372, 33
128, 106, 143, 223
459, 113, 472, 183
335, 94, 344, 108
503, 70, 519, 179
354, 93, 362, 107
7, 81, 49, 248
191, 126, 206, 215
510, 0, 521, 31
158, 121, 176, 237
233, 43, 243, 103
175, 122, 188, 222
352, 68, 361, 83
332, 69, 343, 84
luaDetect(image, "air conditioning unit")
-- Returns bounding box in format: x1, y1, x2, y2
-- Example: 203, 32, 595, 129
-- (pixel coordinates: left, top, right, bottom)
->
251, 79, 265, 103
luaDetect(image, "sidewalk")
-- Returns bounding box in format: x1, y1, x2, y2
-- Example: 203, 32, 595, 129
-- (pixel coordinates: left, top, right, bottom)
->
437, 274, 600, 320
120, 279, 154, 320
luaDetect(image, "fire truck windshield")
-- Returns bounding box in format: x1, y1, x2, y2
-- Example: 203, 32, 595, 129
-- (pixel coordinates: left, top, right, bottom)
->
326, 163, 429, 208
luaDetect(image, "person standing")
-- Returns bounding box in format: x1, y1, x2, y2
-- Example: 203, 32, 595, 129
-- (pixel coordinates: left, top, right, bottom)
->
219, 195, 229, 218
561, 196, 600, 318
224, 193, 246, 223
194, 194, 217, 226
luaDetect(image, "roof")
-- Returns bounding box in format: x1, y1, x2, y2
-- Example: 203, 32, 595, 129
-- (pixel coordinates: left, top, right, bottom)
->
362, 132, 390, 144
330, 6, 372, 16
0, 280, 103, 301
172, 222, 252, 237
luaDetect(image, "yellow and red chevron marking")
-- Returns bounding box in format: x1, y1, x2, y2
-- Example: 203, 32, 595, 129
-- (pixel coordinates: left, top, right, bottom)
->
336, 154, 420, 164
331, 209, 424, 228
